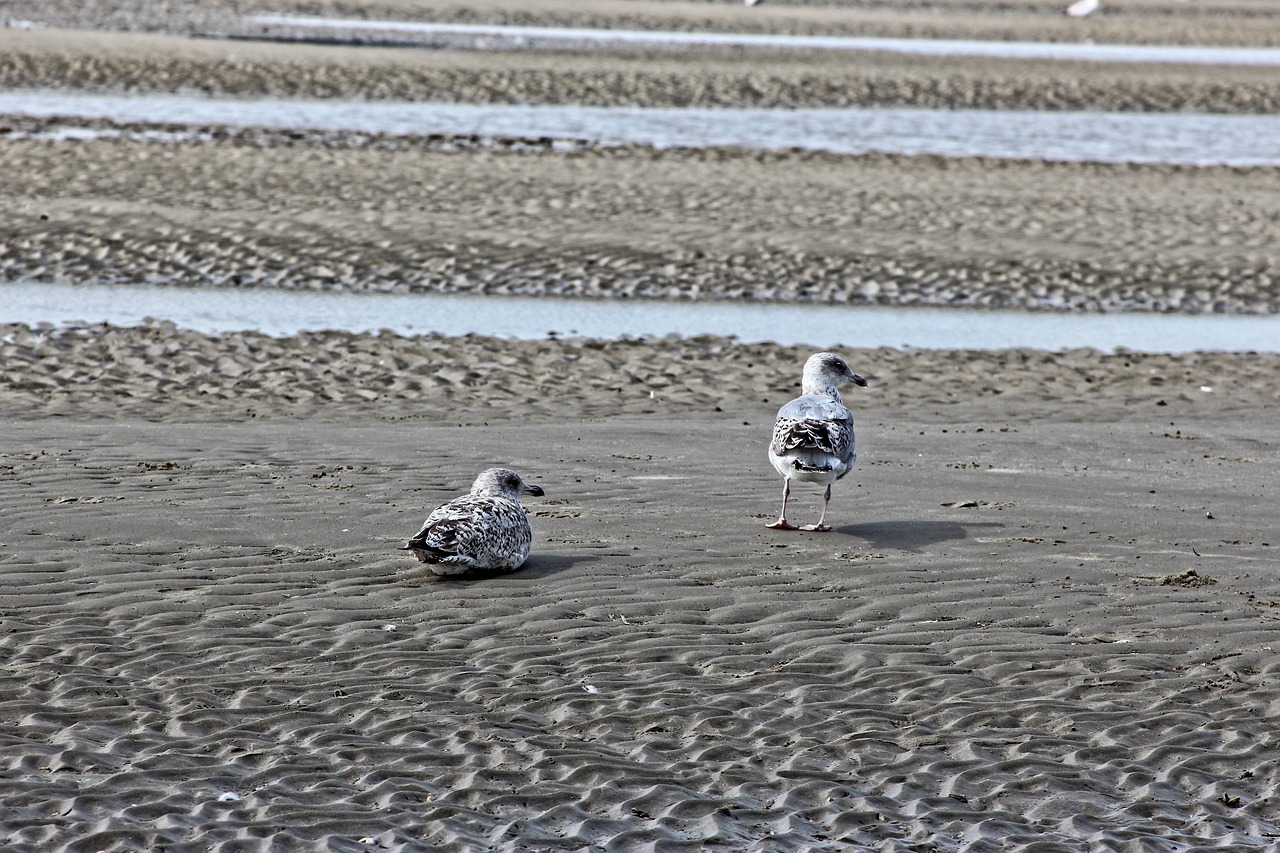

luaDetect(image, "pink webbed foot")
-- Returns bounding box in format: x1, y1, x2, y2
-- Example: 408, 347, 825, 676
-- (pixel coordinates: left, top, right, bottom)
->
766, 519, 799, 530
799, 523, 832, 532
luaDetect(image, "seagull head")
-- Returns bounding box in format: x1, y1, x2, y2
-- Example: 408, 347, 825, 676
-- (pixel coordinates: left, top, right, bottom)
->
472, 467, 545, 500
801, 352, 868, 399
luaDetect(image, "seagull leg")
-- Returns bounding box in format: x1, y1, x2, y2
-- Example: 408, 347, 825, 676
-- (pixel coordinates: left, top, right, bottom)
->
800, 484, 833, 532
766, 480, 798, 530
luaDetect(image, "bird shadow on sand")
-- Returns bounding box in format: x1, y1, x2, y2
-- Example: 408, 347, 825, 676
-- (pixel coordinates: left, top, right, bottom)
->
407, 552, 600, 584
835, 519, 1003, 551
510, 553, 602, 580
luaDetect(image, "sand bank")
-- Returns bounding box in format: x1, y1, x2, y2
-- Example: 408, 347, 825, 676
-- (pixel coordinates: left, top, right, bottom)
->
3, 26, 1279, 114
3, 127, 1277, 314
3, 332, 1279, 849
5, 322, 1280, 422
3, 0, 1276, 316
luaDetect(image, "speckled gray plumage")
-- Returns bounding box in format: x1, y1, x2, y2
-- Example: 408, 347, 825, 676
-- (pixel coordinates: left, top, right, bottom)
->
402, 468, 544, 575
771, 394, 856, 479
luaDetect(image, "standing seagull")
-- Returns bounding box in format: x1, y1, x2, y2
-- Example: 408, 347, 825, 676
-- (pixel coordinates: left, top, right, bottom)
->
400, 467, 544, 575
767, 352, 868, 532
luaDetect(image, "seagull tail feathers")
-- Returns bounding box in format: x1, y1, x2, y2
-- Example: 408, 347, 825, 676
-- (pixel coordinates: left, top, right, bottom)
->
399, 536, 455, 564
791, 457, 835, 473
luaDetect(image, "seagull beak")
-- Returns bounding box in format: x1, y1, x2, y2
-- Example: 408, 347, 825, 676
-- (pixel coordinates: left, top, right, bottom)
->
852, 374, 868, 387
523, 483, 545, 497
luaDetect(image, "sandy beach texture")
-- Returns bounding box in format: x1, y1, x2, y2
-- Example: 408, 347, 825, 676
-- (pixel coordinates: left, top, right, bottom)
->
3, 0, 1280, 850
4, 332, 1280, 850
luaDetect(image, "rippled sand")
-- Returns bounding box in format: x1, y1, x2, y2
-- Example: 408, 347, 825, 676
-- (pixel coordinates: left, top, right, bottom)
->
3, 0, 1278, 314
3, 1, 1280, 850
5, 324, 1280, 850
5, 323, 1280, 850
3, 123, 1278, 313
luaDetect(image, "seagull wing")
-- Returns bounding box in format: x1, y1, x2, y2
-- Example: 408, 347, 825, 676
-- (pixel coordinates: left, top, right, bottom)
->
771, 395, 856, 474
405, 495, 531, 569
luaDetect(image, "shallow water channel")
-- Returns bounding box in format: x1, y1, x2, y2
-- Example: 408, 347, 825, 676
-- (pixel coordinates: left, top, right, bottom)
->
248, 16, 1280, 67
5, 91, 1279, 167
5, 282, 1278, 353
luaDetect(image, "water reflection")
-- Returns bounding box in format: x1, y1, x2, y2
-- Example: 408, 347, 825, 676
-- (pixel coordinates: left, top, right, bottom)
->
5, 282, 1277, 353
248, 16, 1280, 67
4, 91, 1278, 166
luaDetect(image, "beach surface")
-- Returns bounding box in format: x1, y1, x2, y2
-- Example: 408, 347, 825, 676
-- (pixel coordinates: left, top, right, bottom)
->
4, 334, 1280, 850
3, 0, 1280, 314
3, 0, 1280, 850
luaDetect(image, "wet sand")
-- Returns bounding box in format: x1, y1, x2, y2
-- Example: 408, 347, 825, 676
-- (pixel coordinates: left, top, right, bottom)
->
5, 323, 1280, 422
3, 0, 1280, 849
4, 331, 1280, 850
3, 1, 1279, 315
3, 126, 1278, 313
5, 25, 1280, 114
4, 325, 1280, 850
3, 1, 1279, 316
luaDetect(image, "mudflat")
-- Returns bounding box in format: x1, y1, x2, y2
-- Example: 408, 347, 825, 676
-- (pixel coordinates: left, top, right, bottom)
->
4, 326, 1280, 849
2, 1, 1279, 850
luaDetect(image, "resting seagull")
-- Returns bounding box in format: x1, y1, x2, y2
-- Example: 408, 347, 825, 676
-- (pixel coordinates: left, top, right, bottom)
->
400, 467, 544, 575
767, 352, 868, 532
